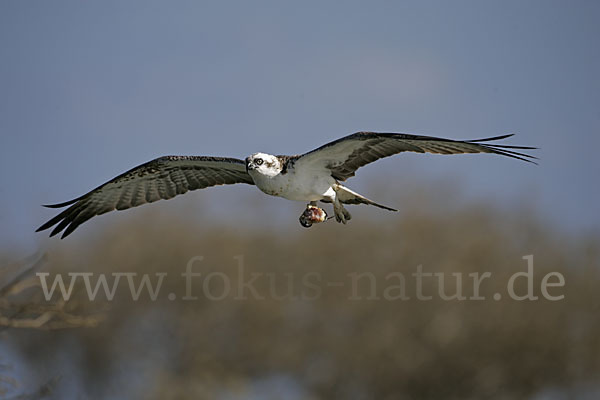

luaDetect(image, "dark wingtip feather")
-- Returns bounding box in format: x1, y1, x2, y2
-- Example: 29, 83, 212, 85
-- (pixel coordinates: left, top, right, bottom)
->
36, 213, 65, 232
49, 217, 71, 237
467, 133, 538, 149
60, 223, 79, 239
42, 197, 80, 208
465, 134, 538, 165
485, 146, 539, 165
467, 133, 515, 142
482, 144, 538, 150
60, 214, 89, 239
36, 200, 87, 238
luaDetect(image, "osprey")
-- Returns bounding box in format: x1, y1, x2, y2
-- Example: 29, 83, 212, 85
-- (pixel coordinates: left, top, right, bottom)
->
37, 132, 536, 238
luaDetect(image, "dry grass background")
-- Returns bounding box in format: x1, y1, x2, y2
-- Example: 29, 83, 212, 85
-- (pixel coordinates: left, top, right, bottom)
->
1, 185, 599, 399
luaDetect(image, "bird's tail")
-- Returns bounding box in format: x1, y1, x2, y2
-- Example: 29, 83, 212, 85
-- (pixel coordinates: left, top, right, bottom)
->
330, 184, 397, 211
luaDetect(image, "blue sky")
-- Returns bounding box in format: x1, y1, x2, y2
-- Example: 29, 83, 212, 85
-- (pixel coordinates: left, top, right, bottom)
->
1, 0, 599, 249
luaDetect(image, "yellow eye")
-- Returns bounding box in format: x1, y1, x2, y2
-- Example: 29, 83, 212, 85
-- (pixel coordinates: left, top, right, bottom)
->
255, 158, 263, 165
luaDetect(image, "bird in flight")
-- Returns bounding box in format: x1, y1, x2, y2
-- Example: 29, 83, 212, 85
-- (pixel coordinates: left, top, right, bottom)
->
37, 132, 536, 238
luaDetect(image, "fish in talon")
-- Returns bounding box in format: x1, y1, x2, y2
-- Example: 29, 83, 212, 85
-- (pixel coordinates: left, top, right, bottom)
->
299, 205, 328, 228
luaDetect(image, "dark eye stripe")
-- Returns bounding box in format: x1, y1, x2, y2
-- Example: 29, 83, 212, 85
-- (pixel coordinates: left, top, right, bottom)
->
255, 158, 263, 165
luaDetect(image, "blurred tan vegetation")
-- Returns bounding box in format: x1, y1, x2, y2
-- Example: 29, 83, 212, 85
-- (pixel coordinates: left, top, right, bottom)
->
1, 185, 599, 399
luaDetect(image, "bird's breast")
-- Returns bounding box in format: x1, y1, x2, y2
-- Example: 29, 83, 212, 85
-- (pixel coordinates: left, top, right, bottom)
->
251, 173, 288, 197
251, 170, 333, 201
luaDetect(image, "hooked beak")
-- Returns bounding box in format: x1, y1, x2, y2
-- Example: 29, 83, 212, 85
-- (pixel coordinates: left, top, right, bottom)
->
246, 163, 255, 172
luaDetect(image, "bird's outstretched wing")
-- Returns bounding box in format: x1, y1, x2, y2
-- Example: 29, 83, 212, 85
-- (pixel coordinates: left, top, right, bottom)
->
37, 156, 254, 239
293, 132, 537, 181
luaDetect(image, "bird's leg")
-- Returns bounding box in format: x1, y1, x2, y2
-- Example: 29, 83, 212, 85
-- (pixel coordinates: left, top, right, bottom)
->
343, 207, 352, 221
332, 197, 352, 224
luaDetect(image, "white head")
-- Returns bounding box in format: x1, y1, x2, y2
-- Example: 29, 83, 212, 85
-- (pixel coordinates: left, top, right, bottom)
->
245, 153, 282, 177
